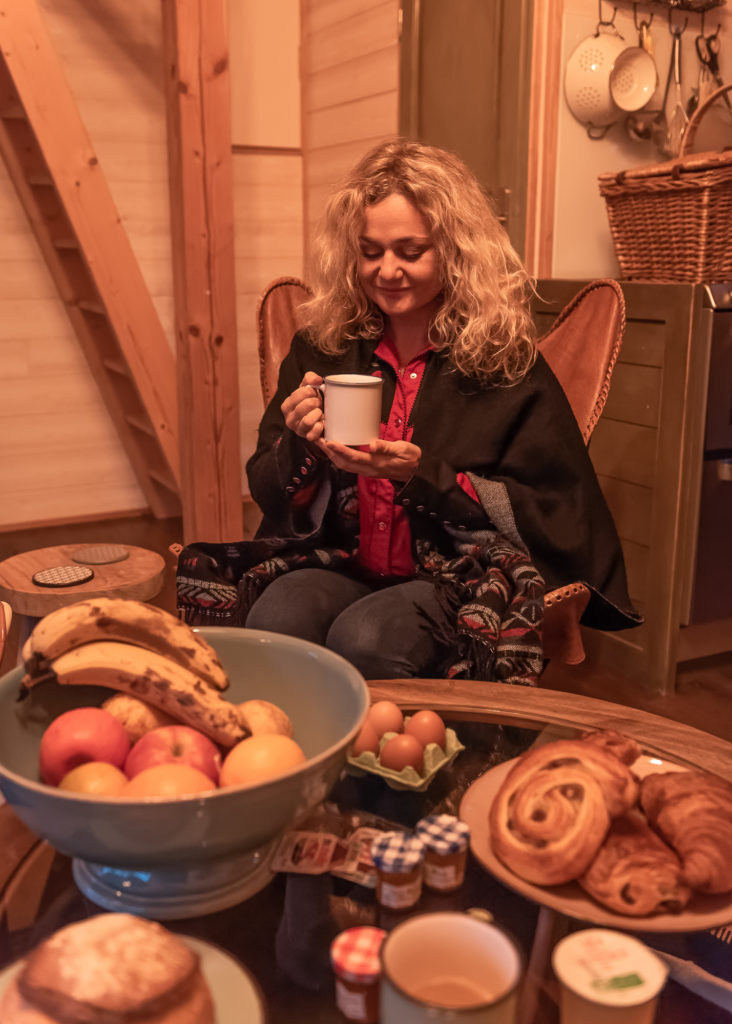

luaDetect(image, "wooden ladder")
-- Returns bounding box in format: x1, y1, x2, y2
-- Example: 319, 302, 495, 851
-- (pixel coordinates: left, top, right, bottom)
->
0, 1, 180, 518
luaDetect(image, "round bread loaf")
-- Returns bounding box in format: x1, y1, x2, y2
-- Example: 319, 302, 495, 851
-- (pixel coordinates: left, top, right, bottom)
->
0, 913, 215, 1024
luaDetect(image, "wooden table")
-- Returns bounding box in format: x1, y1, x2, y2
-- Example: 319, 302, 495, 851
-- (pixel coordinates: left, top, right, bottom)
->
367, 677, 732, 781
0, 544, 165, 649
2, 681, 731, 1024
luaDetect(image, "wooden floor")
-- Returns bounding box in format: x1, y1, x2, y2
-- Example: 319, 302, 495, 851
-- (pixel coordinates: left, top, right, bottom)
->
2, 509, 731, 742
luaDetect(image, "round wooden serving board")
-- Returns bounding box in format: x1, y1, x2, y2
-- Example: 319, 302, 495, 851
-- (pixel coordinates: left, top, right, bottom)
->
0, 544, 165, 616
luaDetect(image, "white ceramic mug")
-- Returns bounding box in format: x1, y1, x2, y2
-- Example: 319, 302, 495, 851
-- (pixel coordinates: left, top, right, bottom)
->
380, 911, 522, 1024
317, 374, 382, 446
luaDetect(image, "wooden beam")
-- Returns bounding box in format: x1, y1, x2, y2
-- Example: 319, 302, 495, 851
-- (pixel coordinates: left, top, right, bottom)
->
162, 0, 243, 543
524, 0, 562, 278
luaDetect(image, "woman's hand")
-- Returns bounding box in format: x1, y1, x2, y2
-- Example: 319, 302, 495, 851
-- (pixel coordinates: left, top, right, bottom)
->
316, 438, 421, 482
281, 372, 324, 442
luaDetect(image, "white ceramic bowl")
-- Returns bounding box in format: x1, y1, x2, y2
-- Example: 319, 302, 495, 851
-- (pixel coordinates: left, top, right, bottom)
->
610, 46, 658, 112
0, 628, 369, 870
565, 30, 627, 128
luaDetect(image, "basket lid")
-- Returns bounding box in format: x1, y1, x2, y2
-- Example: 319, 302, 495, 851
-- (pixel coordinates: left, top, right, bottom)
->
599, 147, 732, 186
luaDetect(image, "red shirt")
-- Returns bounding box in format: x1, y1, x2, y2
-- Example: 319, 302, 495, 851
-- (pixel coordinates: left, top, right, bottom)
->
356, 337, 479, 578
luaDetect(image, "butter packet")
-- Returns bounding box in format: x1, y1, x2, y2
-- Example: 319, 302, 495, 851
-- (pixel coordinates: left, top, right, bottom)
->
271, 830, 344, 874
330, 826, 385, 888
271, 808, 409, 886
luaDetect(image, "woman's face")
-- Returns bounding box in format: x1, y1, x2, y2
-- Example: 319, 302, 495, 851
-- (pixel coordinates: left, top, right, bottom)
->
357, 193, 442, 326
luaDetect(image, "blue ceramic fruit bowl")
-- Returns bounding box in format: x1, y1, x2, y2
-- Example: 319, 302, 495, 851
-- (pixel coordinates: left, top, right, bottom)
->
0, 628, 369, 886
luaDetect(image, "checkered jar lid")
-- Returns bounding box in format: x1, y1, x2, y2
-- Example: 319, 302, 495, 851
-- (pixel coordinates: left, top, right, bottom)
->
415, 814, 471, 855
330, 927, 387, 984
369, 831, 425, 873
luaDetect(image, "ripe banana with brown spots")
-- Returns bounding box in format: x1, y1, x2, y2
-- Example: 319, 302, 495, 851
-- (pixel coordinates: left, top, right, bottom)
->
22, 597, 229, 692
20, 641, 245, 748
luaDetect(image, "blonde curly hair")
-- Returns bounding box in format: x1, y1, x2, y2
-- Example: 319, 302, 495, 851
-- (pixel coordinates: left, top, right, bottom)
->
301, 139, 536, 384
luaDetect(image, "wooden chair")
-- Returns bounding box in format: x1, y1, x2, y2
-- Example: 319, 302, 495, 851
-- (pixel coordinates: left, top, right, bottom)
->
256, 276, 313, 408
537, 278, 626, 663
255, 277, 626, 666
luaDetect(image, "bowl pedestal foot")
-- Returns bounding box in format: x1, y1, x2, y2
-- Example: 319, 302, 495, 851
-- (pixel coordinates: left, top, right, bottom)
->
72, 842, 277, 919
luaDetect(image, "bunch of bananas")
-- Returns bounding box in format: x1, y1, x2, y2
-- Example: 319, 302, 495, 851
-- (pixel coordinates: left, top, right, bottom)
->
20, 598, 246, 748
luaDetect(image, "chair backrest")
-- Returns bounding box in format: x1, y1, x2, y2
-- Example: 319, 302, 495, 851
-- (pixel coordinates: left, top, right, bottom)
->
537, 278, 625, 444
256, 276, 313, 408
256, 275, 625, 443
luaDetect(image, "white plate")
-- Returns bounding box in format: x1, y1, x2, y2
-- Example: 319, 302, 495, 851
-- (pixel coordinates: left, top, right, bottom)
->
0, 934, 265, 1024
459, 754, 732, 933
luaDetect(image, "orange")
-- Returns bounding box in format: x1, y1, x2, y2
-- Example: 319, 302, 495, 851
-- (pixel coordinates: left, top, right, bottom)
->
58, 761, 127, 796
121, 763, 217, 798
220, 734, 306, 788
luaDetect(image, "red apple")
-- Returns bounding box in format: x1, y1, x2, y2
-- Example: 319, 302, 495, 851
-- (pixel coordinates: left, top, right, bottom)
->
124, 725, 221, 784
39, 707, 131, 787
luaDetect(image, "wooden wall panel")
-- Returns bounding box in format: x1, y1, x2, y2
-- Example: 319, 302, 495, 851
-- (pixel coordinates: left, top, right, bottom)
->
0, 0, 304, 529
0, 0, 163, 529
301, 0, 399, 263
232, 151, 304, 476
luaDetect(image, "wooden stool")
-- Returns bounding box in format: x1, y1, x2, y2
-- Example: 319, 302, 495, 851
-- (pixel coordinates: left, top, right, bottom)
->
0, 544, 166, 655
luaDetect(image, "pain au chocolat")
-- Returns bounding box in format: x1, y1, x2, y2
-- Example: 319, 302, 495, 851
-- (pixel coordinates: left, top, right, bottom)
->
0, 913, 215, 1024
578, 810, 691, 916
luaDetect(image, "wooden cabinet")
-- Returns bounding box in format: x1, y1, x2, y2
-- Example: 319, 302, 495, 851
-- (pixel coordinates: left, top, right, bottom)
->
533, 280, 731, 695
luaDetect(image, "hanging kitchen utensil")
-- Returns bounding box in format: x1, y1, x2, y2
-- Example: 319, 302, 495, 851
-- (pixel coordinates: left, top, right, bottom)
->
687, 33, 716, 119
647, 33, 676, 151
663, 19, 689, 158
564, 9, 626, 138
624, 9, 662, 141
610, 46, 658, 111
693, 28, 731, 113
639, 17, 655, 62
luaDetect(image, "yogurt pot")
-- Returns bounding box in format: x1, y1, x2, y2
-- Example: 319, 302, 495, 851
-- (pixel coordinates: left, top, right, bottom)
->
415, 814, 471, 893
330, 926, 387, 1024
370, 832, 426, 911
552, 928, 669, 1024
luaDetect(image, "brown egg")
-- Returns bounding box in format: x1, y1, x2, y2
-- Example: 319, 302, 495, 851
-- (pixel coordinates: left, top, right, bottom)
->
379, 733, 425, 774
404, 710, 446, 750
352, 720, 380, 756
367, 700, 404, 738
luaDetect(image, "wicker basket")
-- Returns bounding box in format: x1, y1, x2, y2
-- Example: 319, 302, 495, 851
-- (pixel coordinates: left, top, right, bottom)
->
598, 83, 732, 282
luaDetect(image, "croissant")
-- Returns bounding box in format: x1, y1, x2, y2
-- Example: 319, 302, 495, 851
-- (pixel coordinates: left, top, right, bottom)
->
640, 770, 732, 894
580, 729, 642, 767
578, 811, 691, 916
489, 739, 638, 886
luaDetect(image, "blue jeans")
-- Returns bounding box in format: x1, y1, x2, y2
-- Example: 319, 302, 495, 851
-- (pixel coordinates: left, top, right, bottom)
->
244, 569, 443, 679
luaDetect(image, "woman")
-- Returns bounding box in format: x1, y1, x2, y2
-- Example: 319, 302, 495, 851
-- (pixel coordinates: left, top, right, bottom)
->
178, 140, 640, 683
